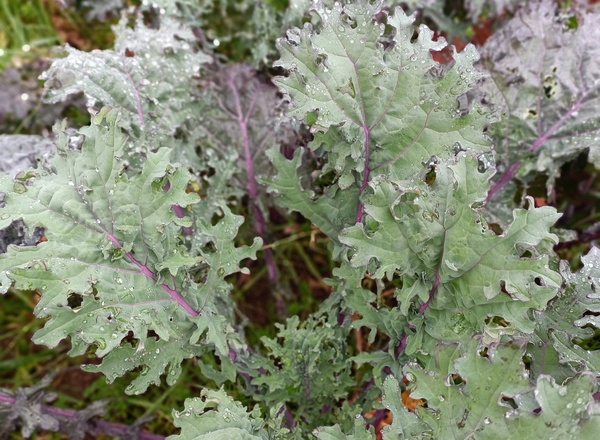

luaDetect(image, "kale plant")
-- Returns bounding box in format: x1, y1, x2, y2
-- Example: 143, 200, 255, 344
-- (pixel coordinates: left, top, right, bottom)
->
1, 0, 600, 438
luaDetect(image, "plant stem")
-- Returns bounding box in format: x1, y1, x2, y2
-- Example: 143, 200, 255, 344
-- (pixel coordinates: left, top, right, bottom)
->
227, 75, 279, 283
487, 94, 587, 202
0, 395, 164, 439
105, 232, 199, 317
356, 124, 371, 223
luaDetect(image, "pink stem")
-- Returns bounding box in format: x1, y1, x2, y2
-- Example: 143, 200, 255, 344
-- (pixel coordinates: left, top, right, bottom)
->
530, 97, 585, 153
356, 125, 371, 224
418, 266, 440, 315
227, 76, 278, 283
487, 161, 521, 203
488, 94, 586, 202
105, 232, 199, 317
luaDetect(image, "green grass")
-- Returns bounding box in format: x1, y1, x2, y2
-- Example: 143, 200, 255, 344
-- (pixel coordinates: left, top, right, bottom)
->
0, 0, 61, 71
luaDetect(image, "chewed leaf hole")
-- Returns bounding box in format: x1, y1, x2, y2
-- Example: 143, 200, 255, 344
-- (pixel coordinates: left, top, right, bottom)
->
67, 292, 83, 308
425, 168, 436, 186
485, 316, 510, 327
534, 277, 544, 286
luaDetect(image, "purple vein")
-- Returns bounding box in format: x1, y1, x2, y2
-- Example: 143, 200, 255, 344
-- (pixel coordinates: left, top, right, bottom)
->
86, 150, 195, 313
124, 67, 145, 127
330, 27, 373, 223
227, 76, 278, 282
486, 161, 521, 202
487, 94, 587, 202
488, 47, 591, 201
418, 229, 446, 315
356, 125, 371, 223
530, 95, 586, 152
104, 231, 198, 317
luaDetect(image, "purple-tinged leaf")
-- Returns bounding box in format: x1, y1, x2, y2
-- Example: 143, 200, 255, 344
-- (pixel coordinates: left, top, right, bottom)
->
481, 0, 600, 213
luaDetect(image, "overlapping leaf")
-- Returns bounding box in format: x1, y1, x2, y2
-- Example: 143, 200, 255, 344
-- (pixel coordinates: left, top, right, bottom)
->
402, 339, 531, 438
268, 0, 492, 237
380, 376, 430, 439
529, 246, 600, 381
167, 389, 268, 440
481, 0, 600, 216
340, 154, 562, 342
396, 338, 600, 438
266, 147, 360, 240
0, 109, 260, 394
505, 373, 600, 438
197, 64, 280, 191
312, 417, 374, 440
42, 16, 211, 168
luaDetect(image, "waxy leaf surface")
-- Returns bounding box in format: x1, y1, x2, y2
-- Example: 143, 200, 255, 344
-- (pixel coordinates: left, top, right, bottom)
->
269, 0, 492, 236
340, 154, 562, 342
0, 110, 260, 394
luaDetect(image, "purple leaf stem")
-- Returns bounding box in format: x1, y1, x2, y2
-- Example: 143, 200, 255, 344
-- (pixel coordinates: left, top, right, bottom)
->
530, 96, 586, 153
356, 125, 371, 223
487, 93, 587, 202
486, 161, 521, 203
226, 76, 278, 283
418, 258, 441, 314
0, 395, 164, 440
395, 333, 409, 358
104, 231, 199, 317
276, 405, 295, 429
